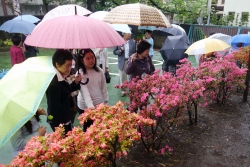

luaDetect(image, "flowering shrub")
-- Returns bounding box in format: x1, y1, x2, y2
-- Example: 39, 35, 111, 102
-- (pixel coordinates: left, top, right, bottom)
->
176, 59, 205, 123
198, 54, 247, 105
6, 102, 154, 167
232, 46, 250, 66
118, 69, 204, 151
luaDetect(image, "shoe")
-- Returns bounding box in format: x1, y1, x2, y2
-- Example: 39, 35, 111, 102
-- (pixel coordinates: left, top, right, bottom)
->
121, 91, 126, 97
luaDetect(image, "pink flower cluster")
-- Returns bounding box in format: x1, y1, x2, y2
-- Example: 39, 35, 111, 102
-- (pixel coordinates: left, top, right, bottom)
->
6, 102, 155, 167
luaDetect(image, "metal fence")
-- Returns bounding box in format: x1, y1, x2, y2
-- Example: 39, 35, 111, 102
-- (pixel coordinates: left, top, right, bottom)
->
188, 24, 250, 44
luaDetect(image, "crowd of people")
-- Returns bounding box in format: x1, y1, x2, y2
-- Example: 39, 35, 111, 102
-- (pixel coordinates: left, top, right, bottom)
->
8, 29, 158, 157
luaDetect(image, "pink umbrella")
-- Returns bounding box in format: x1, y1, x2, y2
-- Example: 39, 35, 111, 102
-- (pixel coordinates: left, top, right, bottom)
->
25, 15, 125, 49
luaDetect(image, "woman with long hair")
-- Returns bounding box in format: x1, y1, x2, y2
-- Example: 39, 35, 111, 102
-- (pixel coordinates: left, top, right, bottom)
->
77, 49, 109, 131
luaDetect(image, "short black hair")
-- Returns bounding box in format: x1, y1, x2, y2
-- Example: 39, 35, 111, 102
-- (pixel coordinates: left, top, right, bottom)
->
137, 40, 151, 54
11, 35, 21, 46
52, 49, 73, 67
145, 30, 152, 34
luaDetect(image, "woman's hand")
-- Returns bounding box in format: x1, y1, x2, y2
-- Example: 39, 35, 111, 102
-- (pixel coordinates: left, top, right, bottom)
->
131, 53, 137, 62
37, 126, 46, 136
75, 74, 82, 84
36, 108, 46, 116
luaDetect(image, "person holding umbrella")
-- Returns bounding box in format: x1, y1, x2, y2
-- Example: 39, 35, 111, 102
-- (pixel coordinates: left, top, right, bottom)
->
46, 49, 82, 134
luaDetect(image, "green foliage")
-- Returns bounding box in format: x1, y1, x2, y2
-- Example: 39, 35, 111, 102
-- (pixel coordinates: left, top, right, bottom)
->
2, 39, 12, 47
240, 12, 249, 27
163, 0, 207, 24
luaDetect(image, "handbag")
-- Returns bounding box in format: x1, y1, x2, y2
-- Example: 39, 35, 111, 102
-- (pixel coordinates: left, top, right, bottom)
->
105, 71, 111, 83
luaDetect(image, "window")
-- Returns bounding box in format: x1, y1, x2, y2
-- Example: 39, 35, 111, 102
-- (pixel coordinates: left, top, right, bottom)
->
221, 0, 225, 4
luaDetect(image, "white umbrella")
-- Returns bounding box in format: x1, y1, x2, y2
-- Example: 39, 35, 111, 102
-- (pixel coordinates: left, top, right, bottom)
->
41, 4, 91, 22
89, 11, 131, 34
208, 33, 231, 45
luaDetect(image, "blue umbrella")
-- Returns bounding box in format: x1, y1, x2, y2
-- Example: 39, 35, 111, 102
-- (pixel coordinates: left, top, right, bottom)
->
12, 15, 40, 23
231, 34, 250, 47
0, 20, 36, 35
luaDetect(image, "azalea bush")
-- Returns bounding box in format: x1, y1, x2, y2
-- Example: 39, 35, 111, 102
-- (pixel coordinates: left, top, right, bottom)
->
6, 102, 155, 167
118, 70, 204, 152
176, 59, 205, 123
198, 54, 247, 105
231, 46, 250, 66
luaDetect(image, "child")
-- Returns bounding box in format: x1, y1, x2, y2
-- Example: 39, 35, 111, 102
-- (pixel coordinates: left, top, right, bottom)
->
10, 34, 25, 66
10, 108, 47, 158
144, 30, 154, 58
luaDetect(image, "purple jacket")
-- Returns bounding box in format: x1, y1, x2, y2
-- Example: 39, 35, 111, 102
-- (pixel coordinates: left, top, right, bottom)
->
125, 55, 155, 80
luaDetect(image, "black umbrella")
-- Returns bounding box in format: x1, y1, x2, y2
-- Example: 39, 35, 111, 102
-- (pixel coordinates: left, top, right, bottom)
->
155, 26, 184, 36
160, 35, 189, 61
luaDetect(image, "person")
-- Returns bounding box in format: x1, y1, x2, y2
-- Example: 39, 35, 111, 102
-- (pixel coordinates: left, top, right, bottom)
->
94, 48, 109, 73
46, 49, 82, 134
125, 40, 155, 113
162, 59, 179, 75
9, 34, 25, 66
77, 49, 109, 131
199, 52, 216, 65
10, 108, 47, 158
144, 30, 154, 58
113, 32, 136, 96
22, 34, 38, 59
125, 40, 155, 81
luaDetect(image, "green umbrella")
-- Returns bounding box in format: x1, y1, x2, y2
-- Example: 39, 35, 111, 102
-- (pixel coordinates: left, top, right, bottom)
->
0, 56, 55, 148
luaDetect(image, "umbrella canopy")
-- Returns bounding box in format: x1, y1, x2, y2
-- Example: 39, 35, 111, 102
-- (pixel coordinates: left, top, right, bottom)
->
12, 15, 40, 23
103, 3, 171, 27
25, 15, 125, 49
208, 33, 231, 45
89, 11, 131, 33
231, 34, 250, 47
0, 56, 55, 148
171, 24, 185, 33
88, 11, 109, 20
185, 38, 231, 55
160, 35, 189, 61
41, 4, 92, 22
155, 26, 185, 36
0, 20, 36, 35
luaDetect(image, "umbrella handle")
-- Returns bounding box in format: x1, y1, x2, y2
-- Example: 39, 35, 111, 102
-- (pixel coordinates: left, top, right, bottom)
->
80, 78, 89, 85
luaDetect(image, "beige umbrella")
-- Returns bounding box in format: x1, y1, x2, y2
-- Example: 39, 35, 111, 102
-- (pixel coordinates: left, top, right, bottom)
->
103, 3, 171, 27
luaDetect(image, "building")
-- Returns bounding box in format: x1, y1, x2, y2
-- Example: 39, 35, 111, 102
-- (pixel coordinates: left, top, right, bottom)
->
223, 0, 250, 26
0, 0, 56, 16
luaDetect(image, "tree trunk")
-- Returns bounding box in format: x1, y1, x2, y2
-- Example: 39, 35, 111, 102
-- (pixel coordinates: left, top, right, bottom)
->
86, 0, 96, 12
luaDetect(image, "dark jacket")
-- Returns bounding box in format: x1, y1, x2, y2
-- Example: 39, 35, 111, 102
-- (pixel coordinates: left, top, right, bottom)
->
46, 75, 80, 130
125, 55, 155, 80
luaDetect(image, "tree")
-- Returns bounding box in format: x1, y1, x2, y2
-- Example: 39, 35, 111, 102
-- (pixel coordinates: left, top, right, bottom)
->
42, 0, 72, 13
162, 0, 208, 24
